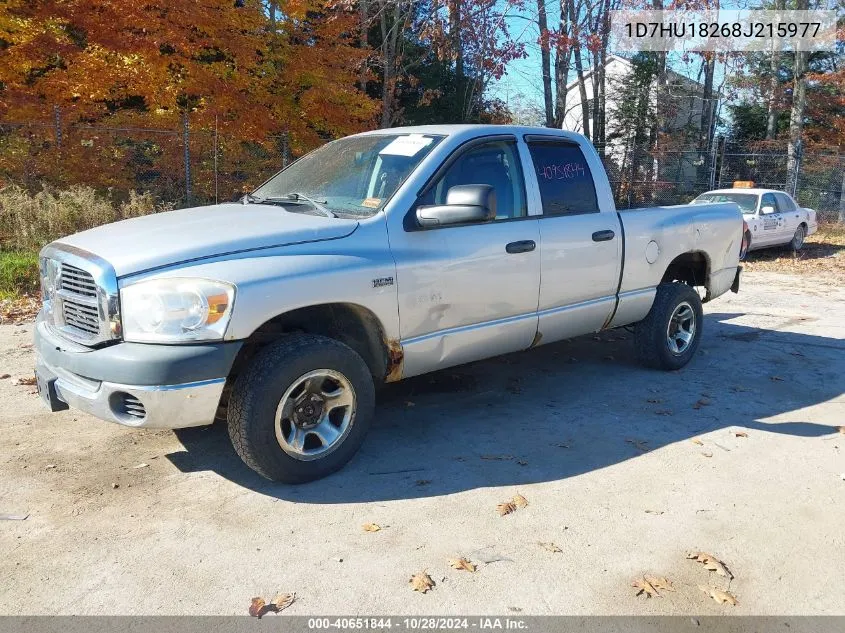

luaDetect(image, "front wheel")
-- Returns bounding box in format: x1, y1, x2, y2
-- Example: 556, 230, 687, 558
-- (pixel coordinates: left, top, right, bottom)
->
789, 225, 805, 251
634, 282, 704, 370
227, 334, 375, 483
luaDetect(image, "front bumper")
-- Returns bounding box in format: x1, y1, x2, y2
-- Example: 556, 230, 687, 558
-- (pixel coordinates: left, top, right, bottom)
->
34, 312, 242, 429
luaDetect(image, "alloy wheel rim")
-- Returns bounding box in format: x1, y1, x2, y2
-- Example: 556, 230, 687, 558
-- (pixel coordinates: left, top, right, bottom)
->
274, 369, 356, 461
666, 301, 696, 355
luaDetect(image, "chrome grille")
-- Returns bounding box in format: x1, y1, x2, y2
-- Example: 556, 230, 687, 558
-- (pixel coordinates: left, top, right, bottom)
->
61, 300, 100, 335
41, 244, 121, 347
59, 264, 97, 298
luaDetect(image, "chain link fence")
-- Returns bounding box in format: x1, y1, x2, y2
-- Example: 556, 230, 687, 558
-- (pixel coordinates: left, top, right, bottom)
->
598, 138, 844, 222
0, 115, 291, 207
1, 115, 843, 222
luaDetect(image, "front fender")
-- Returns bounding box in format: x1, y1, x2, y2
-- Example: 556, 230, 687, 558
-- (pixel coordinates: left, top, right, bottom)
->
119, 215, 400, 343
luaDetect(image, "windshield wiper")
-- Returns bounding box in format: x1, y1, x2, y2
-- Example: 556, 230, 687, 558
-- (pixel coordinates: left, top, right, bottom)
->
243, 192, 337, 218
274, 192, 336, 218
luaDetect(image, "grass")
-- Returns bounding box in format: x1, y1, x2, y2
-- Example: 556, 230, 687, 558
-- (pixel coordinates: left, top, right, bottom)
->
742, 223, 845, 283
0, 251, 40, 299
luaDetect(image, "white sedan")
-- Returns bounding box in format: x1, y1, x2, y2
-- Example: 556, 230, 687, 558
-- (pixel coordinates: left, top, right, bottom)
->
693, 187, 818, 258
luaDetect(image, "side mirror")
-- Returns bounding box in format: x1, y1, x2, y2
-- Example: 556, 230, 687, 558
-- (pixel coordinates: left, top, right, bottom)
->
416, 184, 496, 228
760, 205, 776, 215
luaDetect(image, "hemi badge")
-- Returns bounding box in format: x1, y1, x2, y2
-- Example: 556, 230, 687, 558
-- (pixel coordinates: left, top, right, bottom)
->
372, 276, 394, 288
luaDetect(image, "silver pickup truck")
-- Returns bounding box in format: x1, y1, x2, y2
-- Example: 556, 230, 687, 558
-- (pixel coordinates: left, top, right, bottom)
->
35, 125, 742, 482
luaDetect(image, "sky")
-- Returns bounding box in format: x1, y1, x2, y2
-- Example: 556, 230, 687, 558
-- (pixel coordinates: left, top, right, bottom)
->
488, 0, 843, 123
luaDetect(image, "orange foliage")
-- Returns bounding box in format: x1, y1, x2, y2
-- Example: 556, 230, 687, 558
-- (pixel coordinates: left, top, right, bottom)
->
0, 0, 378, 200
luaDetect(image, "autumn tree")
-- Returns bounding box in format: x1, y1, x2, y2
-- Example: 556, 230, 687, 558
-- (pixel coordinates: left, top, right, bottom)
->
0, 0, 377, 199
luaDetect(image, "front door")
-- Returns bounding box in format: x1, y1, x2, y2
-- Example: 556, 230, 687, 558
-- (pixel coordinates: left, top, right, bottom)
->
758, 192, 786, 245
387, 137, 541, 378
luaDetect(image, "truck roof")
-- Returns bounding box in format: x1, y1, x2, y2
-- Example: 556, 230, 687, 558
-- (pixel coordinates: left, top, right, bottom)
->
354, 124, 584, 142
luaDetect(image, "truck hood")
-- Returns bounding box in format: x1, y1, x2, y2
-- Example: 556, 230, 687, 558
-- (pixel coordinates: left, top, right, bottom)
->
53, 203, 359, 277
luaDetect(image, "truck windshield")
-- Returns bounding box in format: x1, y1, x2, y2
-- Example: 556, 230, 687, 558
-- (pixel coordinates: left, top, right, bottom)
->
693, 193, 758, 214
251, 133, 444, 218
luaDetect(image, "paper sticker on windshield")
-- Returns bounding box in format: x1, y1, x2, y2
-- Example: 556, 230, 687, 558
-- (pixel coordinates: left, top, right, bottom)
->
361, 197, 381, 208
379, 134, 433, 157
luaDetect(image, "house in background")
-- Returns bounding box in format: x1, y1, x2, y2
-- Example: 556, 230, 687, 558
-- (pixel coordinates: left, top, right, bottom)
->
561, 54, 718, 201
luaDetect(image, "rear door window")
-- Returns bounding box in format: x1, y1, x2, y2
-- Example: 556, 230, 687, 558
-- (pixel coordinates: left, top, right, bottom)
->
526, 141, 599, 216
775, 192, 795, 212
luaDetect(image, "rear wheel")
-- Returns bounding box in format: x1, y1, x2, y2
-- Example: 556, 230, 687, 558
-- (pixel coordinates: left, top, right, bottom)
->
789, 225, 805, 251
634, 282, 703, 370
227, 334, 375, 483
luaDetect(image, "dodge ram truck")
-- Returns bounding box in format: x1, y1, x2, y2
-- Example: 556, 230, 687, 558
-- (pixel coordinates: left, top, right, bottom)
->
35, 125, 743, 483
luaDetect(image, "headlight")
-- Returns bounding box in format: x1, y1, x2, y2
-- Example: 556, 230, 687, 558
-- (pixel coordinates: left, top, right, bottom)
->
40, 257, 59, 300
120, 278, 235, 343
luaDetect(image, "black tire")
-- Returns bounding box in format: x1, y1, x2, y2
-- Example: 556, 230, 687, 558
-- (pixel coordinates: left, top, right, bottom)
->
227, 334, 375, 483
789, 224, 806, 251
634, 282, 704, 371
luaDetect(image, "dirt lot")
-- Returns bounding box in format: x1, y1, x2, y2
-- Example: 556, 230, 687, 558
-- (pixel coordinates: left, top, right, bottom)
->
0, 268, 843, 616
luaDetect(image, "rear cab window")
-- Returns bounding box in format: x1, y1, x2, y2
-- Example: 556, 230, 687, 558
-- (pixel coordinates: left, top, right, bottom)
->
526, 140, 599, 216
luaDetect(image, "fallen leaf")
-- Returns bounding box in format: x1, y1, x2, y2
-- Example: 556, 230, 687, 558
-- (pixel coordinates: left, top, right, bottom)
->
512, 493, 529, 508
410, 571, 435, 593
701, 451, 713, 458
133, 463, 149, 469
517, 460, 528, 466
270, 593, 295, 612
699, 585, 738, 605
538, 542, 562, 553
644, 509, 664, 515
497, 502, 517, 516
481, 455, 514, 461
448, 557, 477, 572
362, 523, 381, 532
0, 374, 10, 379
691, 438, 704, 446
646, 576, 675, 592
632, 577, 660, 598
415, 479, 431, 486
248, 597, 266, 618
626, 439, 651, 452
11, 376, 36, 386
647, 398, 663, 404
655, 409, 673, 416
687, 552, 733, 579
735, 431, 748, 438
770, 376, 784, 382
553, 442, 571, 449
693, 398, 711, 410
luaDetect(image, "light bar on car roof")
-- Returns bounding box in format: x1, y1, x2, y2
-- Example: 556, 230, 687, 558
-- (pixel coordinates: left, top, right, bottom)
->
733, 181, 755, 188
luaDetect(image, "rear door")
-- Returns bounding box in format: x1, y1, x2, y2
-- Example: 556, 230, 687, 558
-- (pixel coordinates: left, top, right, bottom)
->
774, 192, 800, 240
524, 137, 622, 343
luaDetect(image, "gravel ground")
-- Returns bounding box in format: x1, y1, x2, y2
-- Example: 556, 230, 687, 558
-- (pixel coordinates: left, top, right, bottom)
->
0, 270, 843, 616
